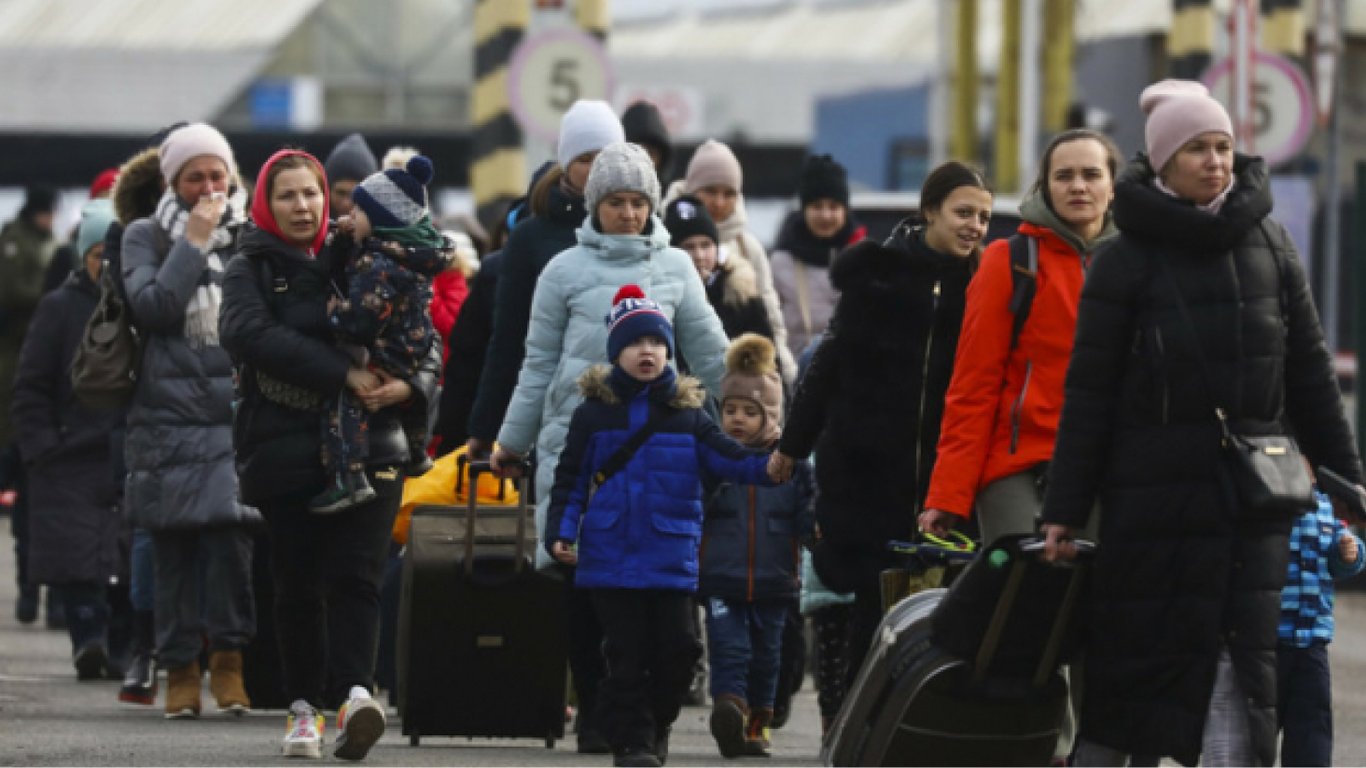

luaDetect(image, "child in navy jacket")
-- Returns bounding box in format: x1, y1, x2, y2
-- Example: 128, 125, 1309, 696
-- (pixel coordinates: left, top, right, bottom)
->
698, 334, 813, 758
547, 285, 773, 768
1276, 489, 1364, 767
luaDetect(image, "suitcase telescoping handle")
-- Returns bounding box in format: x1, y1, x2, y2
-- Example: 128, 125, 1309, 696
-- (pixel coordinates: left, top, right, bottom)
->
973, 536, 1096, 687
462, 457, 531, 577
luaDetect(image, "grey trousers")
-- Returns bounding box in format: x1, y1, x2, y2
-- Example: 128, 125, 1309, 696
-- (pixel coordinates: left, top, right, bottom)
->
152, 525, 255, 668
975, 469, 1101, 761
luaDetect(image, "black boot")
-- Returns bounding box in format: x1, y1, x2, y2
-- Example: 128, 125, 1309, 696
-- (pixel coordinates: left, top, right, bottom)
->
15, 584, 37, 624
119, 611, 158, 705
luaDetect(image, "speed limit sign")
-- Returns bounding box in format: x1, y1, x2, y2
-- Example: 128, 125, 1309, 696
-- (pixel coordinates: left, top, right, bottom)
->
508, 27, 615, 143
1202, 52, 1314, 168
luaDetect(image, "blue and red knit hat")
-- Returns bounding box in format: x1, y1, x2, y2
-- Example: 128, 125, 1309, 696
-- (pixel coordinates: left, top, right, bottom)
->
605, 284, 674, 362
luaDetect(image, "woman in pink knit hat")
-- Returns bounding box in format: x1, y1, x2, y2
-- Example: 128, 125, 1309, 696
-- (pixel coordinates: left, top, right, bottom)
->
663, 140, 797, 383
1038, 80, 1363, 767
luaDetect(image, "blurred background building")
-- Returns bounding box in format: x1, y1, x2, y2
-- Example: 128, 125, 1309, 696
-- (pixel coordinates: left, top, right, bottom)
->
0, 0, 1361, 343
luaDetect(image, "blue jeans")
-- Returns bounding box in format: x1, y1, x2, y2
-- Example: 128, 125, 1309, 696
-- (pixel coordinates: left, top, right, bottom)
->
704, 596, 788, 708
129, 528, 155, 613
1277, 641, 1333, 767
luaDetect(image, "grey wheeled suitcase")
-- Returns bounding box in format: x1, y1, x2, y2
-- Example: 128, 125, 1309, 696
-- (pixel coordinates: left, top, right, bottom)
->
396, 458, 567, 748
823, 534, 1092, 766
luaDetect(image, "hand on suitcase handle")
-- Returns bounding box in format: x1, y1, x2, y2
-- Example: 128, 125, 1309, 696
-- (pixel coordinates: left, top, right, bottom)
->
488, 447, 528, 479
1037, 524, 1095, 563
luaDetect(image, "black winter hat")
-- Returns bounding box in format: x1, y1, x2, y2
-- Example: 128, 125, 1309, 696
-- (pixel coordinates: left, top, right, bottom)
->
621, 101, 673, 178
663, 195, 718, 248
19, 185, 57, 219
325, 133, 379, 184
799, 154, 850, 208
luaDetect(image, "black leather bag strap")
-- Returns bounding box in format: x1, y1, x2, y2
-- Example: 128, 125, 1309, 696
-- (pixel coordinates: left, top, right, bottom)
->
592, 407, 671, 491
1155, 255, 1235, 438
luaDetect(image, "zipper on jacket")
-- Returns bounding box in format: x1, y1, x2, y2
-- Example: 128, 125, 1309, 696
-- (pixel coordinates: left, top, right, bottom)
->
746, 486, 757, 602
913, 280, 941, 501
1009, 360, 1033, 454
1153, 327, 1169, 424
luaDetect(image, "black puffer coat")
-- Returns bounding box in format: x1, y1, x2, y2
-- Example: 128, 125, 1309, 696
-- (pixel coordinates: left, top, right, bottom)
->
1041, 155, 1361, 766
219, 225, 441, 505
466, 183, 586, 442
780, 227, 973, 593
13, 270, 125, 584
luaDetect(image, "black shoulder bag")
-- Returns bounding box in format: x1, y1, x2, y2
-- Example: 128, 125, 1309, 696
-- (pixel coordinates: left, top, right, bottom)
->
588, 407, 671, 498
1156, 250, 1315, 518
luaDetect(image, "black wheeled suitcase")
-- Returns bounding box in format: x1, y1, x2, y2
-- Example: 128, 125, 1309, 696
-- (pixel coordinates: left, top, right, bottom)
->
823, 534, 1092, 767
396, 458, 567, 748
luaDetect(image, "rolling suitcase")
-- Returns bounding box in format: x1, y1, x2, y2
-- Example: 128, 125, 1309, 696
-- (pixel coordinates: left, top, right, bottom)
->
823, 534, 1093, 767
396, 458, 567, 748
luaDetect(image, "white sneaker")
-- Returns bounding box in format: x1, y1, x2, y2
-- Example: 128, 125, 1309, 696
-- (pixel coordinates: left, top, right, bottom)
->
283, 700, 324, 759
334, 686, 385, 761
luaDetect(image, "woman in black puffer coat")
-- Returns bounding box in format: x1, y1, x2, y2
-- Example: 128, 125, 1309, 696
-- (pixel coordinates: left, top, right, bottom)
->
770, 162, 992, 683
1040, 81, 1362, 767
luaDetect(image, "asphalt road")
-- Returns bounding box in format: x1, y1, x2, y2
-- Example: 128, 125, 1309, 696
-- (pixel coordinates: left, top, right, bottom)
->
0, 526, 822, 767
5, 523, 1366, 766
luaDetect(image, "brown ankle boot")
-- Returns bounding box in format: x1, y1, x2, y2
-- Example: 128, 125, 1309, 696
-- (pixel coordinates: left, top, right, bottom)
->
743, 707, 773, 757
709, 694, 749, 758
164, 662, 202, 720
208, 650, 251, 715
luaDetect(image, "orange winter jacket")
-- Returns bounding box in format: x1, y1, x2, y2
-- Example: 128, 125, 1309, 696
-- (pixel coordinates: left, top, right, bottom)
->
923, 222, 1090, 519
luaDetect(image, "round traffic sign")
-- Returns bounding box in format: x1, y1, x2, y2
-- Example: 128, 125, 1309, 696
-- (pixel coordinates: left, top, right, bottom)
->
508, 27, 615, 144
1202, 52, 1313, 167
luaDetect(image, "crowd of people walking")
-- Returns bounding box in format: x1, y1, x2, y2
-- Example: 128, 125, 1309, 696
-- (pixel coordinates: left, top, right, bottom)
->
3, 77, 1364, 768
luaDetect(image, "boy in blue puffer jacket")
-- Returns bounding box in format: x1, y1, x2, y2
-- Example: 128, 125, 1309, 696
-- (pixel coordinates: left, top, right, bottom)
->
547, 285, 775, 768
1276, 489, 1364, 767
698, 334, 813, 758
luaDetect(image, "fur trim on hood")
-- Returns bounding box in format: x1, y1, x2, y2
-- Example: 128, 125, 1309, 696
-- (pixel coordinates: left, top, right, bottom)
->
578, 364, 706, 409
719, 249, 760, 307
112, 147, 164, 225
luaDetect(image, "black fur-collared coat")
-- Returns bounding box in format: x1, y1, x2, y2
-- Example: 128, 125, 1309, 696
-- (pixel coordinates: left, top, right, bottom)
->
780, 225, 973, 593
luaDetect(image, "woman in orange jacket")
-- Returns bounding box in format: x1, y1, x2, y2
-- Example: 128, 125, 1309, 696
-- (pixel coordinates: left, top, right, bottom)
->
918, 129, 1121, 546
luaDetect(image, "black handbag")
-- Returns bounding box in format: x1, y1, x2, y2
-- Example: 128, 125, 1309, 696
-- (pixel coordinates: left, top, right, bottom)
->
1158, 252, 1315, 518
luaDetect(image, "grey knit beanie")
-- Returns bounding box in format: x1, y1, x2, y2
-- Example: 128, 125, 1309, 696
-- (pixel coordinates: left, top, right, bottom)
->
585, 142, 661, 215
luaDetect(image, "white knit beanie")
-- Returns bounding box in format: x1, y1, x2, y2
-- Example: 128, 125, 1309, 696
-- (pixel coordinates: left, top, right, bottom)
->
160, 123, 236, 186
557, 100, 624, 170
585, 142, 661, 215
685, 139, 743, 193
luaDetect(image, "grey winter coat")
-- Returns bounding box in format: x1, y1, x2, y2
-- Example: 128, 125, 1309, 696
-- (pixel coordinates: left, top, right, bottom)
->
13, 270, 124, 584
121, 217, 254, 530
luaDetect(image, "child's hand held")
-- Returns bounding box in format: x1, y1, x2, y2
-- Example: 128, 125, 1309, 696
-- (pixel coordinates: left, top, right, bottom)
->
1340, 530, 1360, 564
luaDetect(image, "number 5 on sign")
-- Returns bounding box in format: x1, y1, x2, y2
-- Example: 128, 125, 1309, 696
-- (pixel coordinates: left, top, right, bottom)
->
509, 28, 615, 144
1202, 52, 1313, 169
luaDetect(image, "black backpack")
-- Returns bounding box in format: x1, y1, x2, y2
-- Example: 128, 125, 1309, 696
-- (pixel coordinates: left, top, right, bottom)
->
1005, 234, 1039, 351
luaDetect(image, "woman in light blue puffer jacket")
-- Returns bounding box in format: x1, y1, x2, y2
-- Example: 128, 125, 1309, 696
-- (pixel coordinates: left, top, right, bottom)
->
491, 142, 728, 757
492, 142, 729, 566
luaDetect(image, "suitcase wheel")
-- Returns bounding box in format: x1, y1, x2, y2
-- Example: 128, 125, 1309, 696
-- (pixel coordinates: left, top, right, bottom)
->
545, 734, 555, 750
409, 733, 420, 747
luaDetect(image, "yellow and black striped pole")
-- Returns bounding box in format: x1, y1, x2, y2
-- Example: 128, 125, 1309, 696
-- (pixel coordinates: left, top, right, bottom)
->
575, 0, 609, 42
994, 0, 1021, 192
471, 0, 530, 231
1169, 0, 1215, 79
1261, 0, 1304, 60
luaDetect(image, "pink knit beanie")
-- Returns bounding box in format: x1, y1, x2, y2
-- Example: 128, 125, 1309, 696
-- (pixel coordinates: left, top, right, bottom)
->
685, 139, 743, 193
1140, 79, 1233, 173
160, 123, 236, 186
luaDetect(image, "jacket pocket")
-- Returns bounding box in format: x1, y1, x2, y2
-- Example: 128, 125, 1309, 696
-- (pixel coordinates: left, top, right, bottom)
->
653, 499, 703, 537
